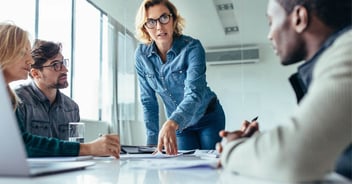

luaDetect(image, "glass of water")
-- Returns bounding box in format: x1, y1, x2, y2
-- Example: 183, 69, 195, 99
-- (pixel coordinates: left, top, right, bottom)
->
68, 122, 85, 143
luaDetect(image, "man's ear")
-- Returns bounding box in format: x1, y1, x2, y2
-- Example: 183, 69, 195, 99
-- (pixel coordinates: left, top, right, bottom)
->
30, 68, 40, 78
291, 5, 308, 33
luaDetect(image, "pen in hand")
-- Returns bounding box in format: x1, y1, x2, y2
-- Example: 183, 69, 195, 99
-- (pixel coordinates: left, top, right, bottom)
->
243, 116, 259, 137
216, 116, 259, 165
251, 116, 258, 122
219, 116, 259, 148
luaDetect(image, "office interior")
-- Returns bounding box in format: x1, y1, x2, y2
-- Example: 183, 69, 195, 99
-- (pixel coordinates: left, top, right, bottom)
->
1, 0, 299, 146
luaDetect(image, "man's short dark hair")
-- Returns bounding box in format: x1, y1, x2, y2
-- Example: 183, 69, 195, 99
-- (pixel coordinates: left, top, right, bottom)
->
277, 0, 352, 30
31, 39, 62, 69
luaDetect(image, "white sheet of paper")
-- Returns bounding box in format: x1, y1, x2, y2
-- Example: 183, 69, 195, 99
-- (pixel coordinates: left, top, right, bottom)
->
127, 158, 219, 169
120, 152, 182, 159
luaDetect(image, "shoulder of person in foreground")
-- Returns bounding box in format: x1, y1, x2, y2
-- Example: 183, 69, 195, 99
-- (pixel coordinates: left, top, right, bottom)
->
313, 28, 352, 78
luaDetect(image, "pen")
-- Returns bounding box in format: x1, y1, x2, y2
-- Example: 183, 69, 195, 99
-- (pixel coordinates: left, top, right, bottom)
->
219, 116, 259, 148
251, 116, 258, 122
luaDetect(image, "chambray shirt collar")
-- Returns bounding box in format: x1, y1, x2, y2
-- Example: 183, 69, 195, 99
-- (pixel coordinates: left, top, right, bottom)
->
170, 35, 183, 54
147, 36, 182, 58
146, 41, 157, 57
30, 80, 63, 107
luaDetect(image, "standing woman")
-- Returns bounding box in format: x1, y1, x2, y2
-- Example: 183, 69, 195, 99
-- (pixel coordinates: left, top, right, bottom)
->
0, 22, 120, 158
135, 0, 225, 154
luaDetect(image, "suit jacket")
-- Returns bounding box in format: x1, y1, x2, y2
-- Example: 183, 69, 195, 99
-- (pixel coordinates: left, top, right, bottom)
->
220, 29, 352, 181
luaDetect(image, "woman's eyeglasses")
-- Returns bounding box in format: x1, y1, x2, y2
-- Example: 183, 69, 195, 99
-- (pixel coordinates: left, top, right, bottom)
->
35, 59, 69, 72
144, 13, 173, 29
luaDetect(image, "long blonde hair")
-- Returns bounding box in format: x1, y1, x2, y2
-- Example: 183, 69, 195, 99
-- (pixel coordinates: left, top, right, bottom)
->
135, 0, 185, 44
0, 22, 30, 109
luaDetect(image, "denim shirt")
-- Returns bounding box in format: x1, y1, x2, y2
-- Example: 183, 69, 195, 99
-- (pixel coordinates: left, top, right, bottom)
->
135, 35, 217, 145
14, 80, 80, 140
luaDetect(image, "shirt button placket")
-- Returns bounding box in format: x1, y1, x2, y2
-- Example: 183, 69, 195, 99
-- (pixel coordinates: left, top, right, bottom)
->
161, 76, 167, 90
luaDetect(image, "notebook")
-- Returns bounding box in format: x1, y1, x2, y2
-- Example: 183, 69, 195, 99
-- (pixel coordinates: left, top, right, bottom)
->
0, 71, 95, 177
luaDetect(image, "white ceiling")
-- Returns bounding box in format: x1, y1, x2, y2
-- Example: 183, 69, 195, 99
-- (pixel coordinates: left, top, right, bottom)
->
93, 0, 270, 48
171, 0, 270, 48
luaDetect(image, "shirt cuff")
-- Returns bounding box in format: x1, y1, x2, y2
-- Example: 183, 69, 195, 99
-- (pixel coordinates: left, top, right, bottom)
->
62, 141, 80, 156
220, 138, 248, 168
170, 114, 185, 131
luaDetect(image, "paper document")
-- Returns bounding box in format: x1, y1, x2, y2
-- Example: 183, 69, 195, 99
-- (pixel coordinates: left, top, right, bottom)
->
120, 152, 182, 159
120, 145, 196, 155
128, 158, 219, 169
193, 149, 220, 158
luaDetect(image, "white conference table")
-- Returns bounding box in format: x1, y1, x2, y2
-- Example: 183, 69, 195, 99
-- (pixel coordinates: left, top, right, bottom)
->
0, 154, 350, 184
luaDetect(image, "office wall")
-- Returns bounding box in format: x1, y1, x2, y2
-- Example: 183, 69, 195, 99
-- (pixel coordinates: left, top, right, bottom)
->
206, 44, 298, 132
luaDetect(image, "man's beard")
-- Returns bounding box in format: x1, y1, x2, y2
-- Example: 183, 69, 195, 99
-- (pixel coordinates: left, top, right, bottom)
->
55, 81, 68, 89
55, 74, 69, 89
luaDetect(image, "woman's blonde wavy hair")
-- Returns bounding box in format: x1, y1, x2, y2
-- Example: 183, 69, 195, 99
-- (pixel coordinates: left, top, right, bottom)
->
135, 0, 185, 44
0, 22, 30, 109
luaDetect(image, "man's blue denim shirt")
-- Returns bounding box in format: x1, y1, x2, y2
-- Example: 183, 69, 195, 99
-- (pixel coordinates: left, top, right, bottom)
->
135, 35, 217, 145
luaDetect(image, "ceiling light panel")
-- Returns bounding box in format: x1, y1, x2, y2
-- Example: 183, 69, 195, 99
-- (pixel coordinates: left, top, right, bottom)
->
213, 0, 239, 35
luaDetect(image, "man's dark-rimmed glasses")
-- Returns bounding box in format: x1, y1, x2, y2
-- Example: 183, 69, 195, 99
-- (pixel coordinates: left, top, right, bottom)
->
34, 59, 69, 72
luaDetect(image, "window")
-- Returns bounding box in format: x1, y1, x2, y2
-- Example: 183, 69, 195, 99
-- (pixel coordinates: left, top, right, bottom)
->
72, 0, 103, 120
117, 32, 136, 121
0, 0, 35, 36
100, 16, 113, 123
1, 0, 138, 133
37, 0, 72, 95
105, 18, 137, 142
0, 0, 36, 87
